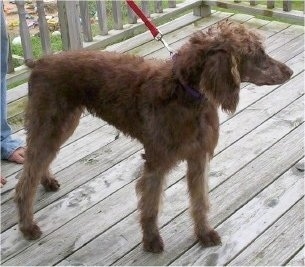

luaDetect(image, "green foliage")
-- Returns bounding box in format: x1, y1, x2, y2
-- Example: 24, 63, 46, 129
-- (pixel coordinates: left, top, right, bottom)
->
11, 34, 62, 59
7, 79, 28, 90
11, 34, 62, 68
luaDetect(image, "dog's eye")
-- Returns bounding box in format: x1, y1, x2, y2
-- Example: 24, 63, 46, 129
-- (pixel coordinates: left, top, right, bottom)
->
253, 49, 268, 65
260, 61, 269, 70
257, 55, 270, 70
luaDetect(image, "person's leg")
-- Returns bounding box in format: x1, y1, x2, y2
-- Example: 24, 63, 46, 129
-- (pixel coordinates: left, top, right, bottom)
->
1, 4, 24, 162
1, 5, 25, 187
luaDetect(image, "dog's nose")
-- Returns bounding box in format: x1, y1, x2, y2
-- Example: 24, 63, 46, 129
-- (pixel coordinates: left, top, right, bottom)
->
287, 66, 293, 77
282, 64, 293, 78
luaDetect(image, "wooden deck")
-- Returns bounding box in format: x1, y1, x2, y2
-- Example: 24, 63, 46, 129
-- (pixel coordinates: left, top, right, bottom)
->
1, 11, 304, 266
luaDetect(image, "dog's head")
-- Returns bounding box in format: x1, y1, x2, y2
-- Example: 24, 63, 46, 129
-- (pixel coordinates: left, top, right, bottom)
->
175, 21, 293, 113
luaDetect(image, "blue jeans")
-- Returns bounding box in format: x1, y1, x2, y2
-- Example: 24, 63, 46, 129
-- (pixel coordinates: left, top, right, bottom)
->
1, 5, 23, 159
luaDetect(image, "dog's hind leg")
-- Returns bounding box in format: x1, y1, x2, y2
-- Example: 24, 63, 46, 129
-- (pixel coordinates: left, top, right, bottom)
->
186, 153, 222, 247
136, 162, 167, 253
15, 107, 82, 240
40, 108, 82, 191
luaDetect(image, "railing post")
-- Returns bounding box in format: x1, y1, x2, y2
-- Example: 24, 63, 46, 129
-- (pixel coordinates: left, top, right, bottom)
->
57, 1, 82, 51
168, 1, 176, 8
283, 0, 292, 12
57, 1, 68, 50
127, 4, 138, 23
79, 1, 93, 42
15, 0, 33, 61
141, 1, 150, 17
36, 0, 52, 55
154, 1, 163, 13
96, 0, 108, 35
267, 0, 275, 9
7, 36, 14, 73
112, 1, 123, 30
193, 2, 211, 17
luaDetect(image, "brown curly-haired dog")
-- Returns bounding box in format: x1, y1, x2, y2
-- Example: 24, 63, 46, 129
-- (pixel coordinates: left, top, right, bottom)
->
15, 21, 292, 252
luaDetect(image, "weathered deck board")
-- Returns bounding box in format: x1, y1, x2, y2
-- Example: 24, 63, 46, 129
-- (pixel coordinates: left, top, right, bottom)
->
228, 199, 304, 266
5, 86, 303, 263
126, 11, 237, 56
170, 161, 304, 266
1, 115, 108, 186
57, 97, 304, 266
1, 123, 118, 193
2, 91, 303, 264
115, 125, 304, 266
286, 246, 305, 266
148, 21, 303, 61
1, 11, 304, 266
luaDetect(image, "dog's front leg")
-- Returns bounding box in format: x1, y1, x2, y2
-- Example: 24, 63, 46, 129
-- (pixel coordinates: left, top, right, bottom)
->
186, 153, 221, 247
136, 163, 166, 253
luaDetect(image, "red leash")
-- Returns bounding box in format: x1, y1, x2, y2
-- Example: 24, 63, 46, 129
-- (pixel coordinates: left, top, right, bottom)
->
127, 1, 203, 101
126, 0, 176, 55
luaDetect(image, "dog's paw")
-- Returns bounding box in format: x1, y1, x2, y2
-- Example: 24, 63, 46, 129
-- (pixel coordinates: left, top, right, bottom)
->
20, 223, 42, 240
42, 178, 60, 192
198, 229, 222, 247
143, 235, 164, 253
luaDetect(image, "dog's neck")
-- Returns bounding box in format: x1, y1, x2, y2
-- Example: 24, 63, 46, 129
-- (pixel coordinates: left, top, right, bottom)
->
171, 53, 205, 103
176, 80, 204, 100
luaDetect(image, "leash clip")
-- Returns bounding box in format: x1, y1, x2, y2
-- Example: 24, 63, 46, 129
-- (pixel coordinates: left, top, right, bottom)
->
155, 31, 176, 56
126, 1, 175, 57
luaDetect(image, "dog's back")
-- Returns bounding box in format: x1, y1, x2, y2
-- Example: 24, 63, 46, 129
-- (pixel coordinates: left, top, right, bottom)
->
25, 50, 174, 140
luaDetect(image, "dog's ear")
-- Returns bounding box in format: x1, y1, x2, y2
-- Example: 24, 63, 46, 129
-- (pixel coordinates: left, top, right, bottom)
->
200, 49, 241, 113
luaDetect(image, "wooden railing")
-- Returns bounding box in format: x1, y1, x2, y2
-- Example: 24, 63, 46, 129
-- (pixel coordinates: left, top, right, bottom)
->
6, 0, 304, 85
7, 0, 207, 78
207, 0, 304, 24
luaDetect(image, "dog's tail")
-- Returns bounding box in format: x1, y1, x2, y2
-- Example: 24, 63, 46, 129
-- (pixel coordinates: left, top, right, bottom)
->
25, 59, 36, 68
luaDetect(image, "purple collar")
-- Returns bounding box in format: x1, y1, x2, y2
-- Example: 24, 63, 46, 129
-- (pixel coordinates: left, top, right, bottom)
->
177, 80, 204, 100
172, 53, 204, 101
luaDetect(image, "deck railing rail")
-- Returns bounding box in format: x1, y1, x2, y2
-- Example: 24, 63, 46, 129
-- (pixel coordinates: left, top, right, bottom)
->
207, 0, 304, 24
7, 0, 207, 80
6, 0, 304, 85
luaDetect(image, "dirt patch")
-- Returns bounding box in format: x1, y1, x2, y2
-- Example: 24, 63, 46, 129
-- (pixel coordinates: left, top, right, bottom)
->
3, 0, 59, 38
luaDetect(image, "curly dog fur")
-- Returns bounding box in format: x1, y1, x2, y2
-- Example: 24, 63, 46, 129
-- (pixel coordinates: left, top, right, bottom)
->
15, 21, 293, 252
